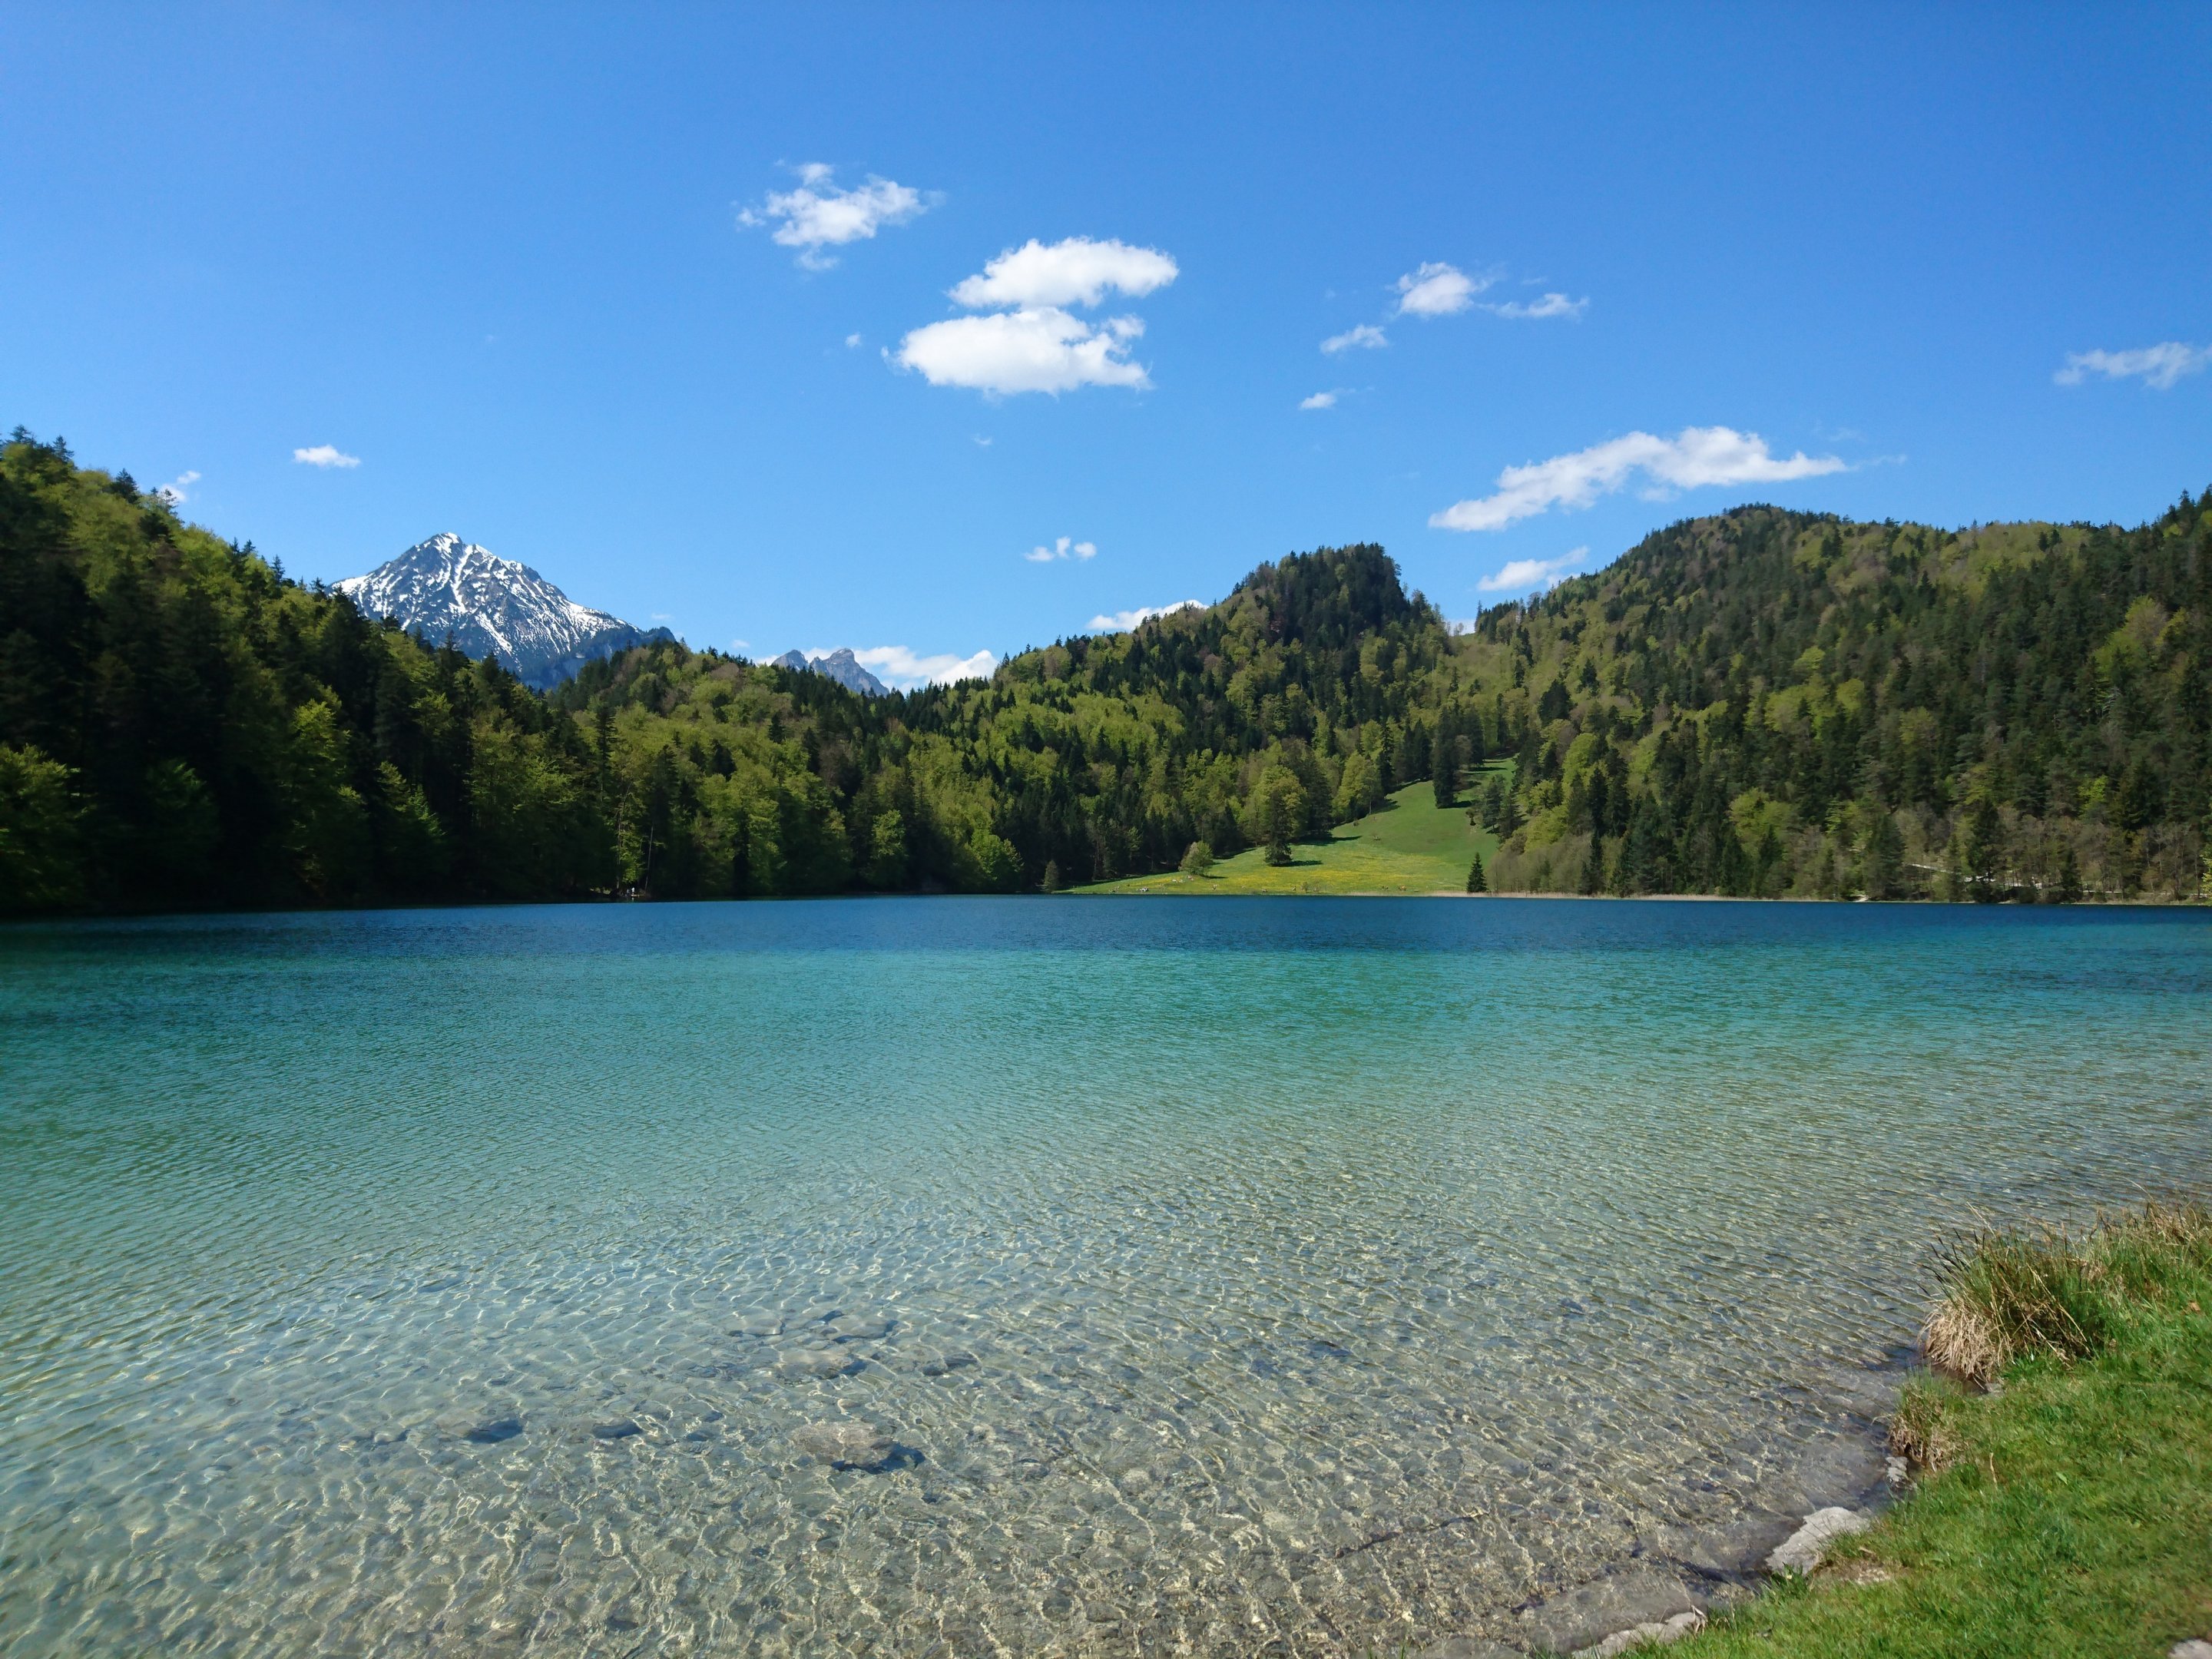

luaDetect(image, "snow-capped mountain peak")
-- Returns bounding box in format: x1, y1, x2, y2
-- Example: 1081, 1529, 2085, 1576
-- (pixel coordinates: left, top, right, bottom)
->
336, 534, 671, 689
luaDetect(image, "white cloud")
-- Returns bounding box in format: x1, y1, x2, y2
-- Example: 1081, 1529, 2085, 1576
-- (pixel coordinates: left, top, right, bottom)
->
1025, 535, 1098, 563
896, 308, 1150, 395
739, 166, 929, 269
2055, 342, 2208, 391
849, 644, 997, 688
1395, 261, 1488, 318
1322, 323, 1388, 354
1299, 390, 1339, 410
1485, 291, 1588, 320
293, 445, 359, 469
949, 237, 1177, 310
1478, 547, 1589, 592
845, 333, 863, 348
154, 469, 200, 505
1088, 600, 1204, 632
1430, 426, 1848, 531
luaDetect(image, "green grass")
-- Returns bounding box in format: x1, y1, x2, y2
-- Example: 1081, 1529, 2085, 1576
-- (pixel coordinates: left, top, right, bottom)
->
1074, 775, 1504, 896
1684, 1204, 2212, 1657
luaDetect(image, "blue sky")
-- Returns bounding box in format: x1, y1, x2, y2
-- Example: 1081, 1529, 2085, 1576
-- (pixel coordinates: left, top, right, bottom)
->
5, 5, 2208, 686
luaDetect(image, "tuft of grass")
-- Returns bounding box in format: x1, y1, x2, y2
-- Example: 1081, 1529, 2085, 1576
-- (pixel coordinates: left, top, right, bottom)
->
1677, 1199, 2212, 1658
1920, 1200, 2212, 1386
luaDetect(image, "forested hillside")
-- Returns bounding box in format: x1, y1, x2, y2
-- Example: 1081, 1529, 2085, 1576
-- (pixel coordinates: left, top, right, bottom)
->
2, 428, 2205, 912
1464, 503, 2210, 900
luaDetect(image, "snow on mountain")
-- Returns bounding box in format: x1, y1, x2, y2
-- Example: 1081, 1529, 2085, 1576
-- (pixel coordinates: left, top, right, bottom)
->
336, 533, 671, 690
770, 647, 889, 697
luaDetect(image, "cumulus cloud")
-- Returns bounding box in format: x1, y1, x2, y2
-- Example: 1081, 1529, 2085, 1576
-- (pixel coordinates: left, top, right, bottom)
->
1485, 291, 1588, 320
1088, 600, 1204, 632
897, 236, 1177, 396
1322, 323, 1388, 354
845, 333, 863, 348
848, 644, 997, 689
1430, 426, 1847, 532
740, 165, 929, 269
1395, 260, 1488, 317
949, 237, 1177, 310
154, 469, 200, 505
1299, 390, 1339, 410
2055, 342, 2208, 391
1025, 535, 1098, 563
896, 309, 1150, 395
293, 445, 359, 469
1478, 548, 1590, 593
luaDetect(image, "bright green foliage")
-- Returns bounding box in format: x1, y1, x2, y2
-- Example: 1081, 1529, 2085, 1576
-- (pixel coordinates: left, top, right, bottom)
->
1178, 839, 1214, 876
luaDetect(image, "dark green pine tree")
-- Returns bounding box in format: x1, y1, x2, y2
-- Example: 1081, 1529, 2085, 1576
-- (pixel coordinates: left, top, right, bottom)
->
1466, 851, 1486, 893
1432, 710, 1458, 809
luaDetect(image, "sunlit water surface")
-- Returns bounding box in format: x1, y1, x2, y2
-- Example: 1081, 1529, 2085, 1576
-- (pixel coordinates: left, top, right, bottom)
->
2, 899, 2208, 1657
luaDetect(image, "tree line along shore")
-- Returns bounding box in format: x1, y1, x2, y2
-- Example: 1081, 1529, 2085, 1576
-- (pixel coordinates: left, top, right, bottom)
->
2, 429, 2207, 914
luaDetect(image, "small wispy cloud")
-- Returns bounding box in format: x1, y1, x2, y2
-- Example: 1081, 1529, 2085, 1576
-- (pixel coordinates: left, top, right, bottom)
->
1025, 535, 1098, 563
1322, 323, 1388, 354
1088, 600, 1203, 632
972, 434, 993, 447
1432, 426, 1846, 532
154, 469, 200, 505
739, 164, 932, 270
1299, 390, 1339, 410
1478, 547, 1589, 592
1395, 260, 1488, 318
1484, 291, 1587, 320
845, 333, 863, 348
2055, 342, 2208, 391
849, 644, 997, 688
293, 445, 359, 469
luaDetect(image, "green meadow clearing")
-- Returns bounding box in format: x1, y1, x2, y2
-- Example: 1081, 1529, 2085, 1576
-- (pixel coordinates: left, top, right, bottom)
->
1075, 777, 1504, 896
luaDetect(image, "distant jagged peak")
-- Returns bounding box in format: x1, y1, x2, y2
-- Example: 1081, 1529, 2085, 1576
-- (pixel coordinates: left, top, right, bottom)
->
336, 534, 670, 691
769, 646, 889, 697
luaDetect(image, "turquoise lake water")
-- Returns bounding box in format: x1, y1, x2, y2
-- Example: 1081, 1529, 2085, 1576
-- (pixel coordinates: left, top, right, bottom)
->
2, 898, 2208, 1656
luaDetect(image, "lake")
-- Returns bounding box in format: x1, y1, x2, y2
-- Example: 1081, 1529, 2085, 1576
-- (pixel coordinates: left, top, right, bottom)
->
2, 898, 2207, 1655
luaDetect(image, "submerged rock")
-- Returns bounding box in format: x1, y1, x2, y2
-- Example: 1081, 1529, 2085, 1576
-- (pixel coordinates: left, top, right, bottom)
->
920, 1350, 977, 1377
1767, 1506, 1871, 1575
793, 1421, 900, 1471
826, 1313, 892, 1341
591, 1419, 643, 1442
1518, 1565, 1700, 1654
463, 1416, 523, 1444
779, 1347, 862, 1379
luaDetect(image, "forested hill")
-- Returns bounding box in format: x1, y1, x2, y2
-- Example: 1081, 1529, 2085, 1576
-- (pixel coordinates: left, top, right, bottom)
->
1464, 502, 2209, 899
1, 426, 2205, 912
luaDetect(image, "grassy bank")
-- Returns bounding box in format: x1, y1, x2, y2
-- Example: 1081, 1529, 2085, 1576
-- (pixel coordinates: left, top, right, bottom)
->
1075, 778, 1501, 896
1686, 1204, 2212, 1657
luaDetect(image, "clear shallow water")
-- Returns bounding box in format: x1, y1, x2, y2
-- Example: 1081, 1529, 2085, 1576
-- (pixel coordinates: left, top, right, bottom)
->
2, 898, 2207, 1657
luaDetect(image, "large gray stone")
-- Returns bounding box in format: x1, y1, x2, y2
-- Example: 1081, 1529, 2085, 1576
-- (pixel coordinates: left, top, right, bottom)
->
1576, 1611, 1705, 1657
1767, 1507, 1871, 1575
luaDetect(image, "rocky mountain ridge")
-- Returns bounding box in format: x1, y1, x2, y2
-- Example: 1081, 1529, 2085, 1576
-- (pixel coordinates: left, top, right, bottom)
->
771, 647, 889, 697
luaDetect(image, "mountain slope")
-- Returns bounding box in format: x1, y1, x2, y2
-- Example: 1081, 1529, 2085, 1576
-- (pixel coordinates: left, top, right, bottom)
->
337, 533, 670, 690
